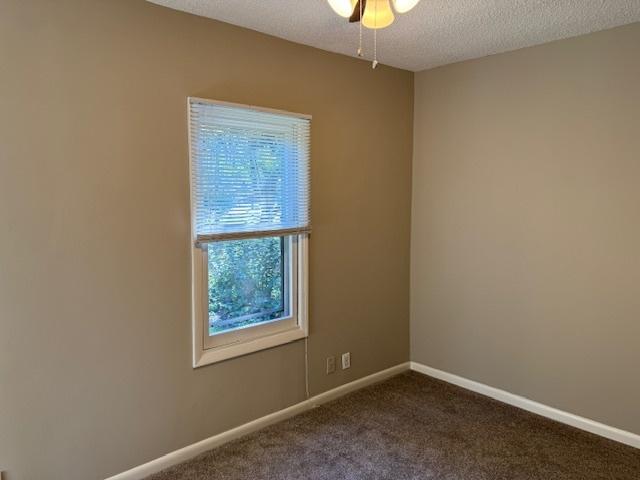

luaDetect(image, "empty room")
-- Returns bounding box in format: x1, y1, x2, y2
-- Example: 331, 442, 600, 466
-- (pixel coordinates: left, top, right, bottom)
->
1, 1, 640, 479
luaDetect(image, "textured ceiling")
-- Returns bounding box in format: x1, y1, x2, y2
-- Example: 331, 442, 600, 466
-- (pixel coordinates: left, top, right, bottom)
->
148, 1, 640, 71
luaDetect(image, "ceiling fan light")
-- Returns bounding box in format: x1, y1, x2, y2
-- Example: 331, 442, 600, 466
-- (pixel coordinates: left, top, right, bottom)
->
327, 0, 358, 18
392, 0, 421, 14
362, 0, 395, 29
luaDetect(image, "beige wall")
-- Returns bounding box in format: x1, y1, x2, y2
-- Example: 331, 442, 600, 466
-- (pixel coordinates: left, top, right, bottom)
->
412, 23, 640, 435
0, 1, 412, 479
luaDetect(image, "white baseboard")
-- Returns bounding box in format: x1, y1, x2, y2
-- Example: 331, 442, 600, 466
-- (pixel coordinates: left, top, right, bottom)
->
105, 362, 410, 480
410, 362, 640, 450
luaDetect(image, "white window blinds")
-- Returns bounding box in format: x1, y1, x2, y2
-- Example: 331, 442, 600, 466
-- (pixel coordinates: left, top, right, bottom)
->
189, 98, 311, 243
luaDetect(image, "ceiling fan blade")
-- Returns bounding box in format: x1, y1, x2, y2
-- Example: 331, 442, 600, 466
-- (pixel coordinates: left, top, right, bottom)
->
349, 0, 367, 23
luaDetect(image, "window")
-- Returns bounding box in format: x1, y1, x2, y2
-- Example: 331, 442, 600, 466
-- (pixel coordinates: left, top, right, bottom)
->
189, 98, 310, 367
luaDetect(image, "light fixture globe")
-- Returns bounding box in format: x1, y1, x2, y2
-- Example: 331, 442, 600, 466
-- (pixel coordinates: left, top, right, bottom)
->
362, 0, 395, 29
391, 0, 421, 14
327, 0, 357, 18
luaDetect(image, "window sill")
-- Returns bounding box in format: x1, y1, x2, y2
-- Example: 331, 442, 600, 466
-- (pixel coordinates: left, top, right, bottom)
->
193, 326, 307, 368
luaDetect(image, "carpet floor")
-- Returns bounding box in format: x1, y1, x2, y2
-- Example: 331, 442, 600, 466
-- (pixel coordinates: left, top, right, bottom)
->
147, 371, 640, 479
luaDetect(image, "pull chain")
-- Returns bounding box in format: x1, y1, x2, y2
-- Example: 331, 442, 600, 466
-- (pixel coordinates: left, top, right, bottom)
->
357, 0, 363, 57
372, 29, 378, 69
372, 0, 379, 68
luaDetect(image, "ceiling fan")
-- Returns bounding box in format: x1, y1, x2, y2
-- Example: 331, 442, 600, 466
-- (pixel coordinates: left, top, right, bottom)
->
328, 0, 422, 29
327, 0, 421, 68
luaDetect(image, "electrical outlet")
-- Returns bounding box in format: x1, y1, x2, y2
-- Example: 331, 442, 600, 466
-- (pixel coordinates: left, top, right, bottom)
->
341, 352, 351, 369
326, 356, 336, 374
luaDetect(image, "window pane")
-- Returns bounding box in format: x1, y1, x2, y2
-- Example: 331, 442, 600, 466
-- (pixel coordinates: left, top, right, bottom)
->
207, 237, 286, 335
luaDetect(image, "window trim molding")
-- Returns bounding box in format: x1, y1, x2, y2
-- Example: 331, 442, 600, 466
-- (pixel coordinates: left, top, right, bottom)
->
191, 234, 309, 368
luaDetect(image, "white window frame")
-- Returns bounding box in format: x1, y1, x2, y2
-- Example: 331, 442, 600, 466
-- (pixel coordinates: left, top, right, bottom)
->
189, 99, 310, 368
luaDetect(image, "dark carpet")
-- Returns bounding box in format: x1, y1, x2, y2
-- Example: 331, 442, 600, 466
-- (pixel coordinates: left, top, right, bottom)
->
147, 371, 640, 479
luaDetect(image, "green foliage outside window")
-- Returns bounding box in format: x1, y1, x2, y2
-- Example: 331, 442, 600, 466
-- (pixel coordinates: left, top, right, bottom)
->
207, 237, 284, 335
